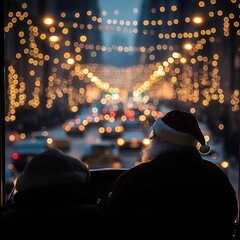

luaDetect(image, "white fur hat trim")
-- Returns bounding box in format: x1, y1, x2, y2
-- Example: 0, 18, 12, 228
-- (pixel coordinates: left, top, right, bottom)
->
152, 118, 198, 148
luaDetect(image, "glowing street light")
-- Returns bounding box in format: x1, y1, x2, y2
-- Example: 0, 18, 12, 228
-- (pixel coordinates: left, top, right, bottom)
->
67, 58, 75, 65
192, 16, 203, 24
49, 35, 60, 42
43, 17, 54, 26
183, 43, 193, 50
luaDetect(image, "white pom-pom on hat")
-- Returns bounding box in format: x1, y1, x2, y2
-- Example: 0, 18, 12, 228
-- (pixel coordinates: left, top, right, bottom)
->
199, 144, 211, 154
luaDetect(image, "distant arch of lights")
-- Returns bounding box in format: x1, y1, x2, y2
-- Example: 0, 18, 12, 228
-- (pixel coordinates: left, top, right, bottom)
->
4, 1, 240, 121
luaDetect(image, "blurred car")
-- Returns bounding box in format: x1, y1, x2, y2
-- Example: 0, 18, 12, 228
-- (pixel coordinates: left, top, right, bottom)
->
201, 141, 229, 172
7, 131, 27, 144
81, 142, 121, 169
117, 130, 151, 150
46, 130, 71, 151
99, 121, 124, 139
122, 119, 143, 130
10, 138, 47, 175
31, 130, 71, 151
62, 118, 86, 137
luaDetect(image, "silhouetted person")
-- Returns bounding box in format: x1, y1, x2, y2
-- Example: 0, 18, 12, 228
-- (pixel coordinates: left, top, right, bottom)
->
0, 148, 107, 233
106, 110, 238, 239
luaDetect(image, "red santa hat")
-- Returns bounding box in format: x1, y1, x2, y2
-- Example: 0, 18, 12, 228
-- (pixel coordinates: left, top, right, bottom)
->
152, 110, 211, 154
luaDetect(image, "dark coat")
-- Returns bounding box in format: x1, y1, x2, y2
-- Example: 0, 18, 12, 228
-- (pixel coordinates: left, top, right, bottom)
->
0, 182, 108, 235
106, 149, 238, 239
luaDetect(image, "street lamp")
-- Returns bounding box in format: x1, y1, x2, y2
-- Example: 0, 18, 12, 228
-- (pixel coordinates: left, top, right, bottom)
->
43, 16, 54, 26
183, 43, 193, 50
67, 58, 75, 65
49, 35, 60, 42
192, 16, 203, 25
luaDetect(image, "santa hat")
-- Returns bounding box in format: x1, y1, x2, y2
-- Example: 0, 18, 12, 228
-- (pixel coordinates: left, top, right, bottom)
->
15, 148, 90, 192
152, 110, 211, 154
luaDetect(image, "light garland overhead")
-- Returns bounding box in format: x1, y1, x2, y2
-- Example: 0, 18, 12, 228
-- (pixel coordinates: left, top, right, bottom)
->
4, 1, 240, 122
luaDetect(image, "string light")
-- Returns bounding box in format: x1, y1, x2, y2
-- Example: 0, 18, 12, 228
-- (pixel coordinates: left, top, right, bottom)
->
4, 1, 240, 122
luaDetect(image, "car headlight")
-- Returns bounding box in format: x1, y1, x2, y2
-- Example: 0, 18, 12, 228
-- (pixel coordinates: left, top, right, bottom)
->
117, 138, 125, 146
47, 138, 53, 145
142, 138, 151, 146
220, 161, 229, 169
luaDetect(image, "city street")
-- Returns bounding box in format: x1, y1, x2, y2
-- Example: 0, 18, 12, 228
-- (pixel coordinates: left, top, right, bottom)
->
69, 125, 240, 195
5, 123, 239, 195
2, 1, 239, 235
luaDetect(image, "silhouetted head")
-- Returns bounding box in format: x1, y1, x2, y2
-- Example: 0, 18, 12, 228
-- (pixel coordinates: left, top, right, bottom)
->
15, 148, 90, 192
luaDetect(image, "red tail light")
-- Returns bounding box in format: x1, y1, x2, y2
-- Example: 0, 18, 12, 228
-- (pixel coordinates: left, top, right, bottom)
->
12, 153, 19, 160
9, 134, 16, 142
113, 156, 120, 162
